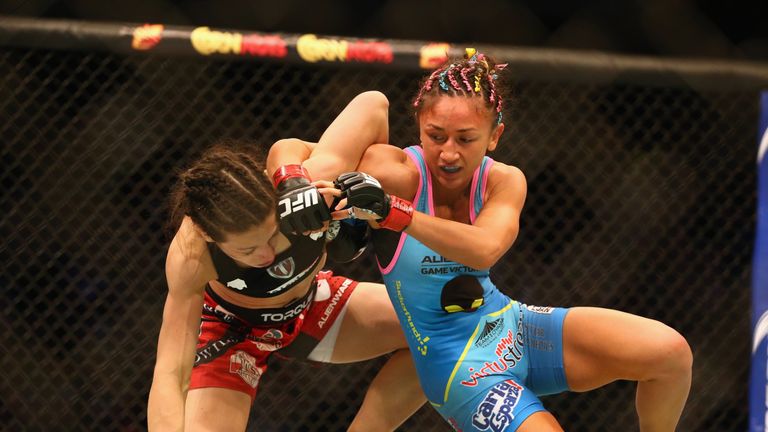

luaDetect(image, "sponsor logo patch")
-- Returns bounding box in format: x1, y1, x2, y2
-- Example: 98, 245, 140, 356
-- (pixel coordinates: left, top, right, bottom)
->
195, 332, 244, 365
317, 279, 353, 329
462, 312, 524, 387
475, 317, 504, 348
259, 293, 313, 323
526, 305, 554, 314
419, 254, 477, 275
267, 257, 295, 279
471, 379, 524, 432
247, 328, 284, 352
315, 278, 332, 302
229, 350, 263, 388
278, 189, 321, 219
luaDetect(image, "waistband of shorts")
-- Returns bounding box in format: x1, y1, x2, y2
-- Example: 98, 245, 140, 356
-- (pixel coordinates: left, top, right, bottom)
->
204, 281, 317, 327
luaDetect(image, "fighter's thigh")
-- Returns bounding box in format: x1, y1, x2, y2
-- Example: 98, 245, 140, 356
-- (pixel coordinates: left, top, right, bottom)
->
331, 282, 406, 362
516, 411, 564, 432
562, 306, 684, 391
450, 378, 553, 432
185, 387, 251, 432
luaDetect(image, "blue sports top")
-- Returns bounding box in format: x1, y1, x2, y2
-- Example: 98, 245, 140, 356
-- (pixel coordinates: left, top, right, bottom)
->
372, 145, 513, 406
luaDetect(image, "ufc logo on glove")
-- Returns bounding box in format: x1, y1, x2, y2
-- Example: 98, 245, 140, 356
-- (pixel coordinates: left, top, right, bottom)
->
278, 189, 320, 217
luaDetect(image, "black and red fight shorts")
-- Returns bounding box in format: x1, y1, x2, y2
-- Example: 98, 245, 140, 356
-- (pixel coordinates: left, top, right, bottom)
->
189, 270, 357, 401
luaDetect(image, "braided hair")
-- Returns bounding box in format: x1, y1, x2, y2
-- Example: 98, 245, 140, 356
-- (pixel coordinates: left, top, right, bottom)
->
413, 48, 508, 127
168, 140, 275, 242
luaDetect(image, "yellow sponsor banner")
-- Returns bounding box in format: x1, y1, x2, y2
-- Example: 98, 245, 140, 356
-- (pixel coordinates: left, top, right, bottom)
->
296, 34, 348, 63
191, 26, 242, 55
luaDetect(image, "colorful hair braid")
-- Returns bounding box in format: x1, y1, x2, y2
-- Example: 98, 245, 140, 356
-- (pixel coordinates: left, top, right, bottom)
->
412, 48, 508, 126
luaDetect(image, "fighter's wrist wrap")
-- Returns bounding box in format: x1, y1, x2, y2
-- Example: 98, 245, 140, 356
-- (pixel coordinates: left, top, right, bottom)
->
378, 195, 414, 231
332, 171, 413, 232
273, 164, 310, 189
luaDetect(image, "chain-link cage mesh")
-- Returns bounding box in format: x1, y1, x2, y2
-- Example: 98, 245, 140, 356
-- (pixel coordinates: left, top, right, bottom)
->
0, 47, 756, 431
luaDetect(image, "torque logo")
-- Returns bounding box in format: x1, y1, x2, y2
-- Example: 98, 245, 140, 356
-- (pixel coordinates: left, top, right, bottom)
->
259, 293, 313, 322
278, 189, 320, 217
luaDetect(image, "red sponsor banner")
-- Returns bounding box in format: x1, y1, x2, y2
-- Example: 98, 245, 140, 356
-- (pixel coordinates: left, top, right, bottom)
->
241, 34, 287, 58
346, 40, 393, 64
131, 24, 163, 51
297, 34, 393, 65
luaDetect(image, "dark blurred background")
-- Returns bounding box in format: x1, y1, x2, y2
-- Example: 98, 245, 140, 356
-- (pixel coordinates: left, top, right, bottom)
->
1, 2, 767, 432
2, 0, 767, 61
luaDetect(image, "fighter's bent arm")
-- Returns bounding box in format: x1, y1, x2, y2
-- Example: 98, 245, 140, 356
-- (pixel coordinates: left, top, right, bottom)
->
266, 91, 390, 181
355, 144, 527, 270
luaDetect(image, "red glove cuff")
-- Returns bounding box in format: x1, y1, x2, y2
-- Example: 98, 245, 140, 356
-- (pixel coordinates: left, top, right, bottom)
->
272, 164, 310, 187
378, 195, 414, 231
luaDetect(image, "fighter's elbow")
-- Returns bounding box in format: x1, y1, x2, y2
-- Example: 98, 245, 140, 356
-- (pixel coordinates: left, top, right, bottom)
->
474, 253, 498, 270
353, 90, 389, 110
476, 237, 515, 269
269, 138, 307, 154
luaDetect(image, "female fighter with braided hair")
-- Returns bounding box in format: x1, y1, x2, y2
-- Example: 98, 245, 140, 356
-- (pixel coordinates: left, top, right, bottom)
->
147, 91, 425, 432
326, 50, 693, 431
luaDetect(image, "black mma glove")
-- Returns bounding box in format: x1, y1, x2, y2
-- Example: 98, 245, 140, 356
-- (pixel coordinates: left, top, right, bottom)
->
333, 171, 414, 231
272, 164, 331, 235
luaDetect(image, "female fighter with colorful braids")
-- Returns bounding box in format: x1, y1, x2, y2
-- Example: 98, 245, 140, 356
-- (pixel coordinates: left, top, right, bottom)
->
147, 91, 425, 432
327, 51, 693, 431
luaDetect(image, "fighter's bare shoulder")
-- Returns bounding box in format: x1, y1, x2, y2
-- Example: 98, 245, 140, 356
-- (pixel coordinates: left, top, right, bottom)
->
486, 161, 527, 203
166, 217, 216, 293
358, 144, 419, 200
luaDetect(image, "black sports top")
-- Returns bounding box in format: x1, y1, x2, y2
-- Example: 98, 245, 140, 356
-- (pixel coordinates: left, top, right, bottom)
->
207, 232, 325, 298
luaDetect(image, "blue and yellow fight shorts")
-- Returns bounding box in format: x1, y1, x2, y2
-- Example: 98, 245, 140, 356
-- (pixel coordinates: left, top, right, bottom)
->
434, 302, 570, 432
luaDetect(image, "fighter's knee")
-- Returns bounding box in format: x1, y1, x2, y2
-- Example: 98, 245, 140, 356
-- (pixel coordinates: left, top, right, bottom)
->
654, 327, 693, 379
670, 333, 693, 375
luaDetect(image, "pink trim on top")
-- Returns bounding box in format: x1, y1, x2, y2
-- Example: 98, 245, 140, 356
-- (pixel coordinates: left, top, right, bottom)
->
376, 232, 408, 275
469, 162, 481, 223
378, 147, 425, 275
409, 146, 436, 215
469, 158, 495, 225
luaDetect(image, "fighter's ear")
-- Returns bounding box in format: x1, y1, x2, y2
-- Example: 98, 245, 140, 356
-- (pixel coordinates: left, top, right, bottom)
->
190, 220, 215, 242
488, 122, 504, 152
